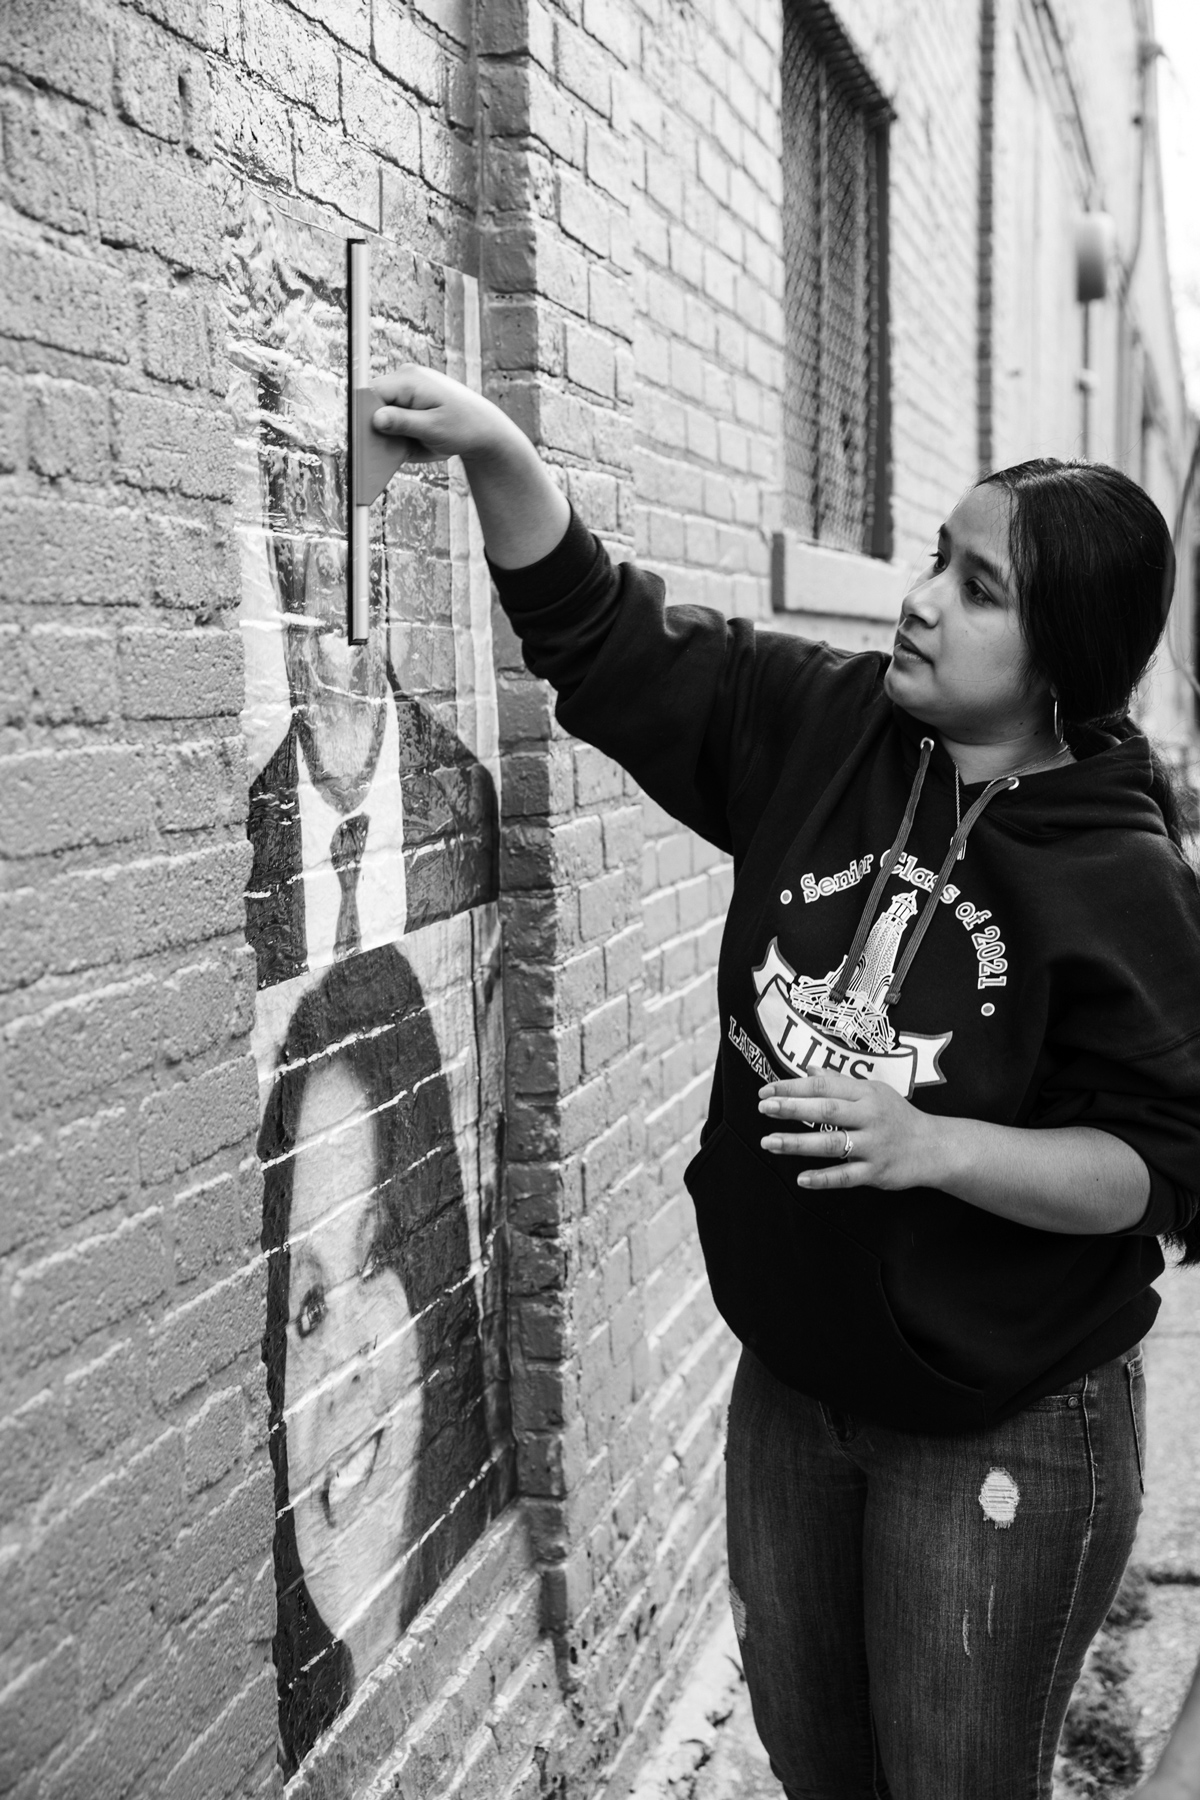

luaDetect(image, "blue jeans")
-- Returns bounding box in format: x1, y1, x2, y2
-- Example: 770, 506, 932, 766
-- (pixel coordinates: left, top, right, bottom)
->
725, 1344, 1146, 1800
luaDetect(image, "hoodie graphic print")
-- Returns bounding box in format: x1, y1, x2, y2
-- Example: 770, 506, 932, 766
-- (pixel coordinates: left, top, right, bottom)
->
742, 735, 1015, 1102
751, 897, 955, 1096
492, 512, 1200, 1434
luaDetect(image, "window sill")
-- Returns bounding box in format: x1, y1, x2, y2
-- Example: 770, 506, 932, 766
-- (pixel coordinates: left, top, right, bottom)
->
771, 531, 907, 623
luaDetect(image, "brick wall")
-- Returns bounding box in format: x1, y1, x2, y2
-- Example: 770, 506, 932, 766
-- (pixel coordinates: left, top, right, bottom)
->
620, 0, 782, 1776
0, 0, 275, 1788
3, 0, 1196, 1797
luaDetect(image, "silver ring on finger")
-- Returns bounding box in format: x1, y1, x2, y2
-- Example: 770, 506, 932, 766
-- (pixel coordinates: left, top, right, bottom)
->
835, 1129, 854, 1162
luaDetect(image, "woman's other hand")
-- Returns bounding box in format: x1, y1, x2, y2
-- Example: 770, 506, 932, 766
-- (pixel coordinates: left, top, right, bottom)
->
758, 1073, 942, 1191
371, 365, 570, 569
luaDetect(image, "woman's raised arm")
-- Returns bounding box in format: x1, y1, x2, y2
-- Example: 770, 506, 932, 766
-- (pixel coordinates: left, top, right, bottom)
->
372, 365, 860, 860
371, 366, 570, 569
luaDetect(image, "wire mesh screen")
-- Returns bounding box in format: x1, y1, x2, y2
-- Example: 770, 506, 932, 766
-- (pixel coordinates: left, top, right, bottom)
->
781, 5, 885, 554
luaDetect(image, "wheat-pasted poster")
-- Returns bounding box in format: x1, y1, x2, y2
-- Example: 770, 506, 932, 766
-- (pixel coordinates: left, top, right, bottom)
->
224, 195, 513, 1777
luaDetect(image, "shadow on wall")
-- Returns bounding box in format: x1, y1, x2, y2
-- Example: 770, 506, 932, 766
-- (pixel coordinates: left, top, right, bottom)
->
223, 192, 512, 1776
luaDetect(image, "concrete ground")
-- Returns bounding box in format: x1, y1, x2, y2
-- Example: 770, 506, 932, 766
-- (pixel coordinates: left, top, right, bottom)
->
626, 1262, 1200, 1800
1114, 1257, 1200, 1788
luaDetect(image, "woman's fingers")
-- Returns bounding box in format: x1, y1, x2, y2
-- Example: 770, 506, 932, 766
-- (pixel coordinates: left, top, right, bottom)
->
758, 1072, 868, 1103
760, 1130, 860, 1157
795, 1162, 866, 1190
754, 1075, 927, 1192
367, 421, 434, 465
372, 364, 436, 408
759, 1092, 857, 1124
370, 365, 512, 463
759, 1073, 865, 1096
371, 403, 436, 441
371, 367, 470, 457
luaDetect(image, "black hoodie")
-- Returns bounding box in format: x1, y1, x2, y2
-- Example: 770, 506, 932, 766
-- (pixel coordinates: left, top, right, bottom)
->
491, 512, 1200, 1433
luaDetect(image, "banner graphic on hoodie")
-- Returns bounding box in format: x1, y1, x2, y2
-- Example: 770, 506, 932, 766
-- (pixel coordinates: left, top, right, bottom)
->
753, 906, 952, 1099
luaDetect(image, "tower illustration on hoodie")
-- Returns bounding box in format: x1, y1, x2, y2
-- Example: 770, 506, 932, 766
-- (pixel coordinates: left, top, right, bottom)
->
754, 889, 953, 1096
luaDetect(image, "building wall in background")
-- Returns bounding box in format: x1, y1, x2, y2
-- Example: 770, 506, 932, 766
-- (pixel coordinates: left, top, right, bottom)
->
989, 0, 1198, 763
1, 1, 1194, 1798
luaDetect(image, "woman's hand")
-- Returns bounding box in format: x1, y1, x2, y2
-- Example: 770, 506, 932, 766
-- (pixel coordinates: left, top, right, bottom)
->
371, 364, 518, 466
370, 365, 570, 568
758, 1076, 1150, 1231
758, 1074, 944, 1191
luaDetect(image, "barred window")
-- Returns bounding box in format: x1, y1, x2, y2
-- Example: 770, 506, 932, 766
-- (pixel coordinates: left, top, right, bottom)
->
782, 2, 892, 558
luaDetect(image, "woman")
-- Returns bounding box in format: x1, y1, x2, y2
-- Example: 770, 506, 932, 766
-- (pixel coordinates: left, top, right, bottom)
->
367, 368, 1200, 1798
260, 944, 496, 1774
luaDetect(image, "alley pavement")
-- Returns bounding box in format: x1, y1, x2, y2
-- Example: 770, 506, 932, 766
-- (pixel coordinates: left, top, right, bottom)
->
626, 1261, 1200, 1800
1118, 1258, 1200, 1783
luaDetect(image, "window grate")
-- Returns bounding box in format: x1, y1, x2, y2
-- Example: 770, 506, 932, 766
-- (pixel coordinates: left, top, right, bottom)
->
781, 2, 891, 557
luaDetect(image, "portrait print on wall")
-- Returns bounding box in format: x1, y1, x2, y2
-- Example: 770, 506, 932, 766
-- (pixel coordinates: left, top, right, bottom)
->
224, 195, 512, 1777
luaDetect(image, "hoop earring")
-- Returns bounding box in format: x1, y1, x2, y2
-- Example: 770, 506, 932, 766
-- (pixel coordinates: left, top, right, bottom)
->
1053, 696, 1063, 744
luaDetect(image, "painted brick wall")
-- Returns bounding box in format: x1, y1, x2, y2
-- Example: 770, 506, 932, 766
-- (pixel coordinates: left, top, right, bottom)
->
477, 0, 709, 1786
0, 0, 276, 1794
0, 0, 501, 1793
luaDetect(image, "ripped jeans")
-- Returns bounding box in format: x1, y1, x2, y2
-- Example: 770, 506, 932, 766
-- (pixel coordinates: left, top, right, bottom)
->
725, 1344, 1146, 1800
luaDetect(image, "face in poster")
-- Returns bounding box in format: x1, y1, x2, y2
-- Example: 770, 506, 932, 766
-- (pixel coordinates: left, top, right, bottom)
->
224, 194, 510, 1777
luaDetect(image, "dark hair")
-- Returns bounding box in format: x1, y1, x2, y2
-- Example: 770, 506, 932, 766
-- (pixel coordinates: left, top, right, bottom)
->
259, 945, 493, 1775
979, 458, 1186, 846
982, 459, 1200, 1264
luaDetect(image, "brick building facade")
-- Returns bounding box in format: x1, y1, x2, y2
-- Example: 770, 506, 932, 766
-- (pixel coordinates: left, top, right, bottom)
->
1, 0, 1194, 1796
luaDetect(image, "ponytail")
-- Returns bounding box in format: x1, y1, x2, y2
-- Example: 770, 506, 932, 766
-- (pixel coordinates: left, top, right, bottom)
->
1104, 715, 1191, 851
1106, 720, 1200, 1266
1146, 747, 1189, 851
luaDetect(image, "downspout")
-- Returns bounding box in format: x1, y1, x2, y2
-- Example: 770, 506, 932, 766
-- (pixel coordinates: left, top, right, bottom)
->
977, 0, 996, 476
1165, 423, 1200, 716
1115, 12, 1164, 464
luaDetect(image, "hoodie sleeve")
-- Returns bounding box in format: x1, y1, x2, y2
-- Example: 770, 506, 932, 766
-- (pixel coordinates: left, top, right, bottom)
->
1028, 843, 1200, 1238
489, 509, 887, 856
1029, 1042, 1200, 1237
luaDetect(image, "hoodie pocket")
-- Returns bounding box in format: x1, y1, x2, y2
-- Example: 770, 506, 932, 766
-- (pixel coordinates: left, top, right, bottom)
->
684, 1121, 988, 1434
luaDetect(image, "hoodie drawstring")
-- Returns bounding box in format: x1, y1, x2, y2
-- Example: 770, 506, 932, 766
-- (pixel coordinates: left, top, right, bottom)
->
827, 740, 1019, 1012
829, 737, 935, 1004
885, 774, 1019, 1006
